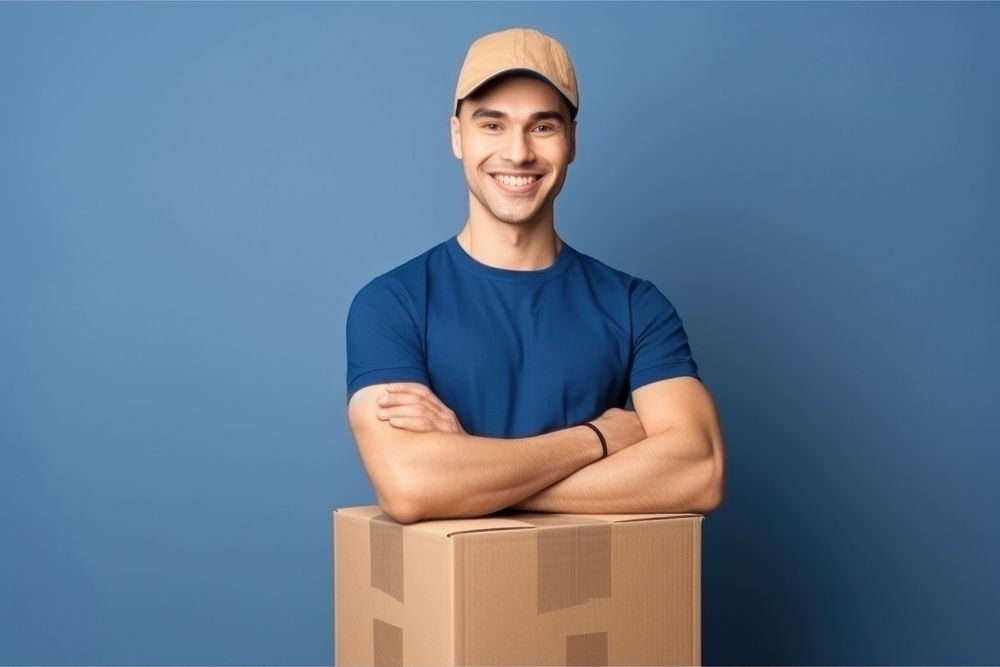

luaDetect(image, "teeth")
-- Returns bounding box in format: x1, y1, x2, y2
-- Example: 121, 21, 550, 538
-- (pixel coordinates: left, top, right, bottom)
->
493, 174, 538, 187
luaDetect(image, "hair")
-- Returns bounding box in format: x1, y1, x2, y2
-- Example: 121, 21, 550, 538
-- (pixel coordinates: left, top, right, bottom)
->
456, 71, 578, 122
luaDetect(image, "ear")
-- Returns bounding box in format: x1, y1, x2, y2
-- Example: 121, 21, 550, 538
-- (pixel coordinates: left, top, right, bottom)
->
568, 119, 577, 165
450, 116, 463, 160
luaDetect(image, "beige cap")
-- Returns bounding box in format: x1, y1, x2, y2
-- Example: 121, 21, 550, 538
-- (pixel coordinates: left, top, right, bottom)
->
453, 28, 579, 120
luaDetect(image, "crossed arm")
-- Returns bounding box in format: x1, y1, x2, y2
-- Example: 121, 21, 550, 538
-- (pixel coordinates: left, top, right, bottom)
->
346, 377, 725, 523
511, 377, 725, 514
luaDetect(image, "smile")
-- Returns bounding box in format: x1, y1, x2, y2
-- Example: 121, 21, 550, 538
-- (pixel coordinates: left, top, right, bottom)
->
490, 173, 544, 194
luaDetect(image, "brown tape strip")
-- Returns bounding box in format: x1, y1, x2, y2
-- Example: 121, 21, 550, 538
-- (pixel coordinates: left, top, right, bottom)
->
373, 618, 403, 667
566, 631, 609, 666
577, 522, 613, 600
369, 513, 404, 603
535, 522, 612, 614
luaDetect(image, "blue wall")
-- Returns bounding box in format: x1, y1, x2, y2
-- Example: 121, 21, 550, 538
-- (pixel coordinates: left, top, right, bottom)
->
2, 2, 998, 664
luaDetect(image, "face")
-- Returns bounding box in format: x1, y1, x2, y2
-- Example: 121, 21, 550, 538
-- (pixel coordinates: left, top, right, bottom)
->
450, 75, 577, 229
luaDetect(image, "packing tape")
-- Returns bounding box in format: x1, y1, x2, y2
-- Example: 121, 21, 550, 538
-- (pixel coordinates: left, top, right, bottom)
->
369, 512, 615, 663
369, 513, 404, 603
566, 631, 609, 666
372, 617, 403, 667
527, 519, 613, 614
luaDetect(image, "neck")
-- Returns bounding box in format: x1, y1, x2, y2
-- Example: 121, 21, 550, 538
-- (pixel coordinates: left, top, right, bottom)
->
457, 198, 563, 271
456, 221, 563, 271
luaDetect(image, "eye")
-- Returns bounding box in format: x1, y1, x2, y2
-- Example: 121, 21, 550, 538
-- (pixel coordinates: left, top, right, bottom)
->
482, 123, 501, 131
534, 124, 554, 133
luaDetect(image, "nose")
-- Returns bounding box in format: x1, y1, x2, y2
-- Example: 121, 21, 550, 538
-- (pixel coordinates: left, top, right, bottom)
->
500, 128, 535, 164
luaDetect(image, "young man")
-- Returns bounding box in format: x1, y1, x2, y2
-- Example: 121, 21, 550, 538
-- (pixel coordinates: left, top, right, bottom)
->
345, 28, 725, 524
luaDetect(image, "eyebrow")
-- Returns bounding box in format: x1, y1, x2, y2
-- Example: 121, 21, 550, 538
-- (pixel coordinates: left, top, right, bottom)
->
470, 107, 566, 124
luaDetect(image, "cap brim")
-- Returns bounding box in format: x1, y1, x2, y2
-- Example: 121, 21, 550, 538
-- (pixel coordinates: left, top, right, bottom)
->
455, 68, 577, 118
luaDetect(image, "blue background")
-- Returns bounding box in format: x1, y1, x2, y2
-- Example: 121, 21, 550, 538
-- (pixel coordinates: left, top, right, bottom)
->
2, 2, 998, 665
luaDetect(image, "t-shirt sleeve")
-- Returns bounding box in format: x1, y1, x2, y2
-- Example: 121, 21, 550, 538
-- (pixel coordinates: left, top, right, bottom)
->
629, 279, 701, 391
345, 279, 430, 404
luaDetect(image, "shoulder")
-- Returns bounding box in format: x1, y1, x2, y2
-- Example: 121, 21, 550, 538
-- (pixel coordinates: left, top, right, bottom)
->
567, 244, 639, 289
628, 277, 677, 310
349, 241, 447, 310
566, 246, 688, 341
568, 244, 667, 301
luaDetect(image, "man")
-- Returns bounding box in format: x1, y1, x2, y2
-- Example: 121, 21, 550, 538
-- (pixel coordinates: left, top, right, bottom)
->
345, 27, 725, 525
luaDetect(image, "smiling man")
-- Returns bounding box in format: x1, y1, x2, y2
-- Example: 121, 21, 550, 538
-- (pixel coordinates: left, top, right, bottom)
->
345, 27, 725, 524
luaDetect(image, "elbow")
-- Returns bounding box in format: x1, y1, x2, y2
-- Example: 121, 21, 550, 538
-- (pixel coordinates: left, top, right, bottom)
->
377, 484, 424, 525
694, 477, 725, 513
377, 465, 428, 526
355, 429, 430, 525
381, 496, 423, 525
693, 439, 726, 513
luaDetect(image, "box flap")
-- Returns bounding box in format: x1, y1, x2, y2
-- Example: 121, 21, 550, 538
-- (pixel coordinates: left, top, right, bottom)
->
334, 505, 703, 539
532, 511, 702, 523
333, 505, 386, 520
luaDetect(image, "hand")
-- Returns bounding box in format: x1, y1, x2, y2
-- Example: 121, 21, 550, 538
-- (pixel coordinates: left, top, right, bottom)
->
589, 407, 647, 456
375, 382, 468, 434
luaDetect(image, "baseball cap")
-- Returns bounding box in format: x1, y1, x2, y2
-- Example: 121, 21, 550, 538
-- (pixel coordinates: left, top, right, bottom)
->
454, 28, 579, 121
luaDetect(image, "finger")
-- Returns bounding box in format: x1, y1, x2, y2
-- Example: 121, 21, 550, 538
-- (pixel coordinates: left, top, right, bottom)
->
377, 393, 442, 419
420, 391, 451, 414
384, 383, 453, 417
385, 382, 430, 395
387, 416, 433, 431
377, 391, 422, 406
380, 406, 451, 434
377, 405, 430, 420
379, 392, 451, 423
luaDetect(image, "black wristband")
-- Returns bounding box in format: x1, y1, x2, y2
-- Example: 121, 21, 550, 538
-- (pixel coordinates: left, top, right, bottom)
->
582, 422, 608, 459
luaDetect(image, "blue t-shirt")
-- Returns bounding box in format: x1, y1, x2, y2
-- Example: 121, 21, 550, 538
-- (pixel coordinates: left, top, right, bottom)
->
345, 234, 700, 438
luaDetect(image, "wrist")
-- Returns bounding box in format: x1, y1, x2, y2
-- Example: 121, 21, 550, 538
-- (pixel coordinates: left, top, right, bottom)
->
581, 422, 608, 460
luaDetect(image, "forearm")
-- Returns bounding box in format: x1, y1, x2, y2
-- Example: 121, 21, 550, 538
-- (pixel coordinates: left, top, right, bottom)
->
395, 424, 604, 522
361, 383, 647, 522
511, 427, 718, 514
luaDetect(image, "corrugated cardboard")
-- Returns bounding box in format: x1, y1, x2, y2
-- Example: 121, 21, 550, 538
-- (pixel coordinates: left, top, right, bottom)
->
334, 505, 703, 666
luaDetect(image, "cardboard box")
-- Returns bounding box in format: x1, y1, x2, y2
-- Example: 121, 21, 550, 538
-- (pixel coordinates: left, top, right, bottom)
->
334, 505, 703, 666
